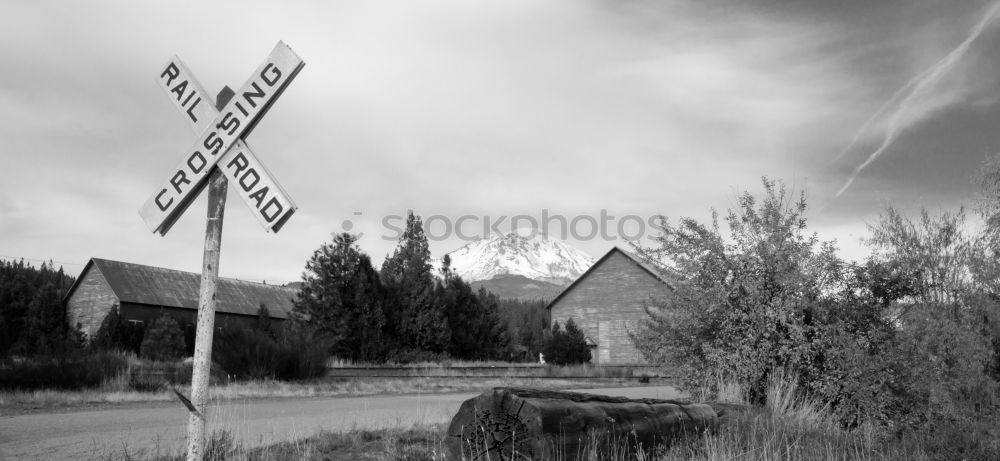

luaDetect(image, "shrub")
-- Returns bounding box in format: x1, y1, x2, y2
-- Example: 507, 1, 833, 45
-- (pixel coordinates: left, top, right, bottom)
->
213, 327, 285, 380
140, 314, 186, 361
126, 359, 198, 391
0, 351, 128, 390
213, 321, 331, 380
384, 348, 451, 365
542, 319, 591, 365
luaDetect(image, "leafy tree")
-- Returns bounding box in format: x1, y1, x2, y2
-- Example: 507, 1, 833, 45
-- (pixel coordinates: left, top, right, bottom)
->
140, 314, 186, 361
294, 233, 387, 361
382, 212, 449, 354
865, 207, 999, 424
631, 178, 843, 403
542, 319, 591, 365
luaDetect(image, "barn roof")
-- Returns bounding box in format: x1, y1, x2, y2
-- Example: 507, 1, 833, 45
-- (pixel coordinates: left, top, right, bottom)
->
545, 247, 672, 310
65, 258, 298, 319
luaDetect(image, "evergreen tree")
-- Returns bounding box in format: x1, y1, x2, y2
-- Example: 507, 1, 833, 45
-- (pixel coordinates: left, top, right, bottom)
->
562, 318, 592, 364
24, 281, 66, 354
140, 314, 186, 361
381, 212, 449, 354
496, 297, 549, 361
294, 233, 388, 361
542, 320, 563, 364
0, 261, 77, 355
542, 319, 591, 365
434, 259, 506, 359
90, 303, 144, 354
254, 304, 273, 334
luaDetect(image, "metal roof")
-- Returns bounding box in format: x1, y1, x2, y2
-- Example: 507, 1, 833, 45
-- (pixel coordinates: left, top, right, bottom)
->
70, 258, 298, 319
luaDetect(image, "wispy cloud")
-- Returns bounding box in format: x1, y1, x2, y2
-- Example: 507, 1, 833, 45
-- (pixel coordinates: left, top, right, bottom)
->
835, 1, 1000, 198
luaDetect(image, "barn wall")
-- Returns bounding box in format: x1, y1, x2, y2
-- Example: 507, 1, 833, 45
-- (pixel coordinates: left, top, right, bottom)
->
66, 265, 119, 338
549, 250, 671, 364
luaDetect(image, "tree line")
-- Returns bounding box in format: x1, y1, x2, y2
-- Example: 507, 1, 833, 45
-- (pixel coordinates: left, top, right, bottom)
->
0, 212, 559, 367
294, 212, 553, 363
0, 259, 77, 355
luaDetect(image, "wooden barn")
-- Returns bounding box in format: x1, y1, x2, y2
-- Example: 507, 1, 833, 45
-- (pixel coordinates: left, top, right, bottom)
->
65, 258, 298, 340
546, 247, 672, 365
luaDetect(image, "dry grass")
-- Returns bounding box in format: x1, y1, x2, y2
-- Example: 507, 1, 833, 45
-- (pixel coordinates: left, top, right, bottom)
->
0, 375, 642, 413
655, 371, 927, 461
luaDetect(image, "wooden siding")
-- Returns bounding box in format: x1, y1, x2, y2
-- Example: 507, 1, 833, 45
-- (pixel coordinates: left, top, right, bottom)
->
66, 264, 118, 338
549, 250, 671, 365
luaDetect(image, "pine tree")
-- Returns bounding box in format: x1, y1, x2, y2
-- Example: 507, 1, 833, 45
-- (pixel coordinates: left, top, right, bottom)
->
0, 259, 76, 355
542, 319, 591, 365
562, 318, 592, 364
254, 304, 273, 334
90, 303, 144, 354
24, 281, 65, 354
294, 233, 388, 361
141, 314, 186, 361
434, 261, 506, 360
381, 212, 449, 355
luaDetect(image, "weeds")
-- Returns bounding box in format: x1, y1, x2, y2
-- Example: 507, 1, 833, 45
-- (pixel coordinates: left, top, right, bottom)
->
0, 351, 129, 391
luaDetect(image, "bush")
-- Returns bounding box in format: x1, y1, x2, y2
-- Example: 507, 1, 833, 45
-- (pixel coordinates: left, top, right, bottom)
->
0, 351, 128, 390
141, 314, 187, 361
126, 359, 200, 392
542, 319, 591, 365
213, 321, 331, 380
384, 348, 451, 364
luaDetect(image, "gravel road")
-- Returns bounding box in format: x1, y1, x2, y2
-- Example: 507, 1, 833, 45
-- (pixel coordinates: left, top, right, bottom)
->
0, 385, 682, 460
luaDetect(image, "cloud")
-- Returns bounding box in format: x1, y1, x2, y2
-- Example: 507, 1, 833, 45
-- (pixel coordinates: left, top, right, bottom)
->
835, 1, 1000, 197
2, 0, 996, 279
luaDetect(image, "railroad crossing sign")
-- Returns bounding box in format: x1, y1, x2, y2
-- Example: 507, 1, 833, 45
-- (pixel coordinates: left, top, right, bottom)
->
139, 42, 305, 461
139, 41, 303, 235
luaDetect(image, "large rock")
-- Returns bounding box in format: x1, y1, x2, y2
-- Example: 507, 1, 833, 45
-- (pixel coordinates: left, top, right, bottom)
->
445, 387, 716, 460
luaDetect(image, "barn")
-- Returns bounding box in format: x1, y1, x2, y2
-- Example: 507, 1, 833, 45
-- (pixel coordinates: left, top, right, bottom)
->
65, 257, 298, 340
546, 247, 672, 365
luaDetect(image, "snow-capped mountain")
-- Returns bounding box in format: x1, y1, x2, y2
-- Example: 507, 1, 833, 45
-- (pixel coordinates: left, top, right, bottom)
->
434, 230, 594, 286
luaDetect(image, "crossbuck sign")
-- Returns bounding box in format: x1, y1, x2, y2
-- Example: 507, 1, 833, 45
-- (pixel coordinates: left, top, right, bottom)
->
139, 42, 304, 461
140, 41, 303, 235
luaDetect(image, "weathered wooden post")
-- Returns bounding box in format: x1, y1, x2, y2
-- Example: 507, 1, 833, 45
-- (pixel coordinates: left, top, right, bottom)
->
139, 43, 304, 460
185, 88, 231, 459
446, 387, 717, 461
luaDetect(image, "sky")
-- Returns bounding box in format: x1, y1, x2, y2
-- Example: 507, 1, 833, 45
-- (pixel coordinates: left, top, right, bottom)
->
3, 0, 1000, 283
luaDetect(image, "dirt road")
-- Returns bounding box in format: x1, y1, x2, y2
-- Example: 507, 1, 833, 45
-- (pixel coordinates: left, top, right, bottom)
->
0, 386, 682, 460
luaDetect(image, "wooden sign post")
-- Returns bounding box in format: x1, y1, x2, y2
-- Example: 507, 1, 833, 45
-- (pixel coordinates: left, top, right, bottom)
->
139, 42, 304, 461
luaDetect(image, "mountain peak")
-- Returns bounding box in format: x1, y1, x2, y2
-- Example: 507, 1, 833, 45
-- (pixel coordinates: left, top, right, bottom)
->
434, 231, 594, 286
